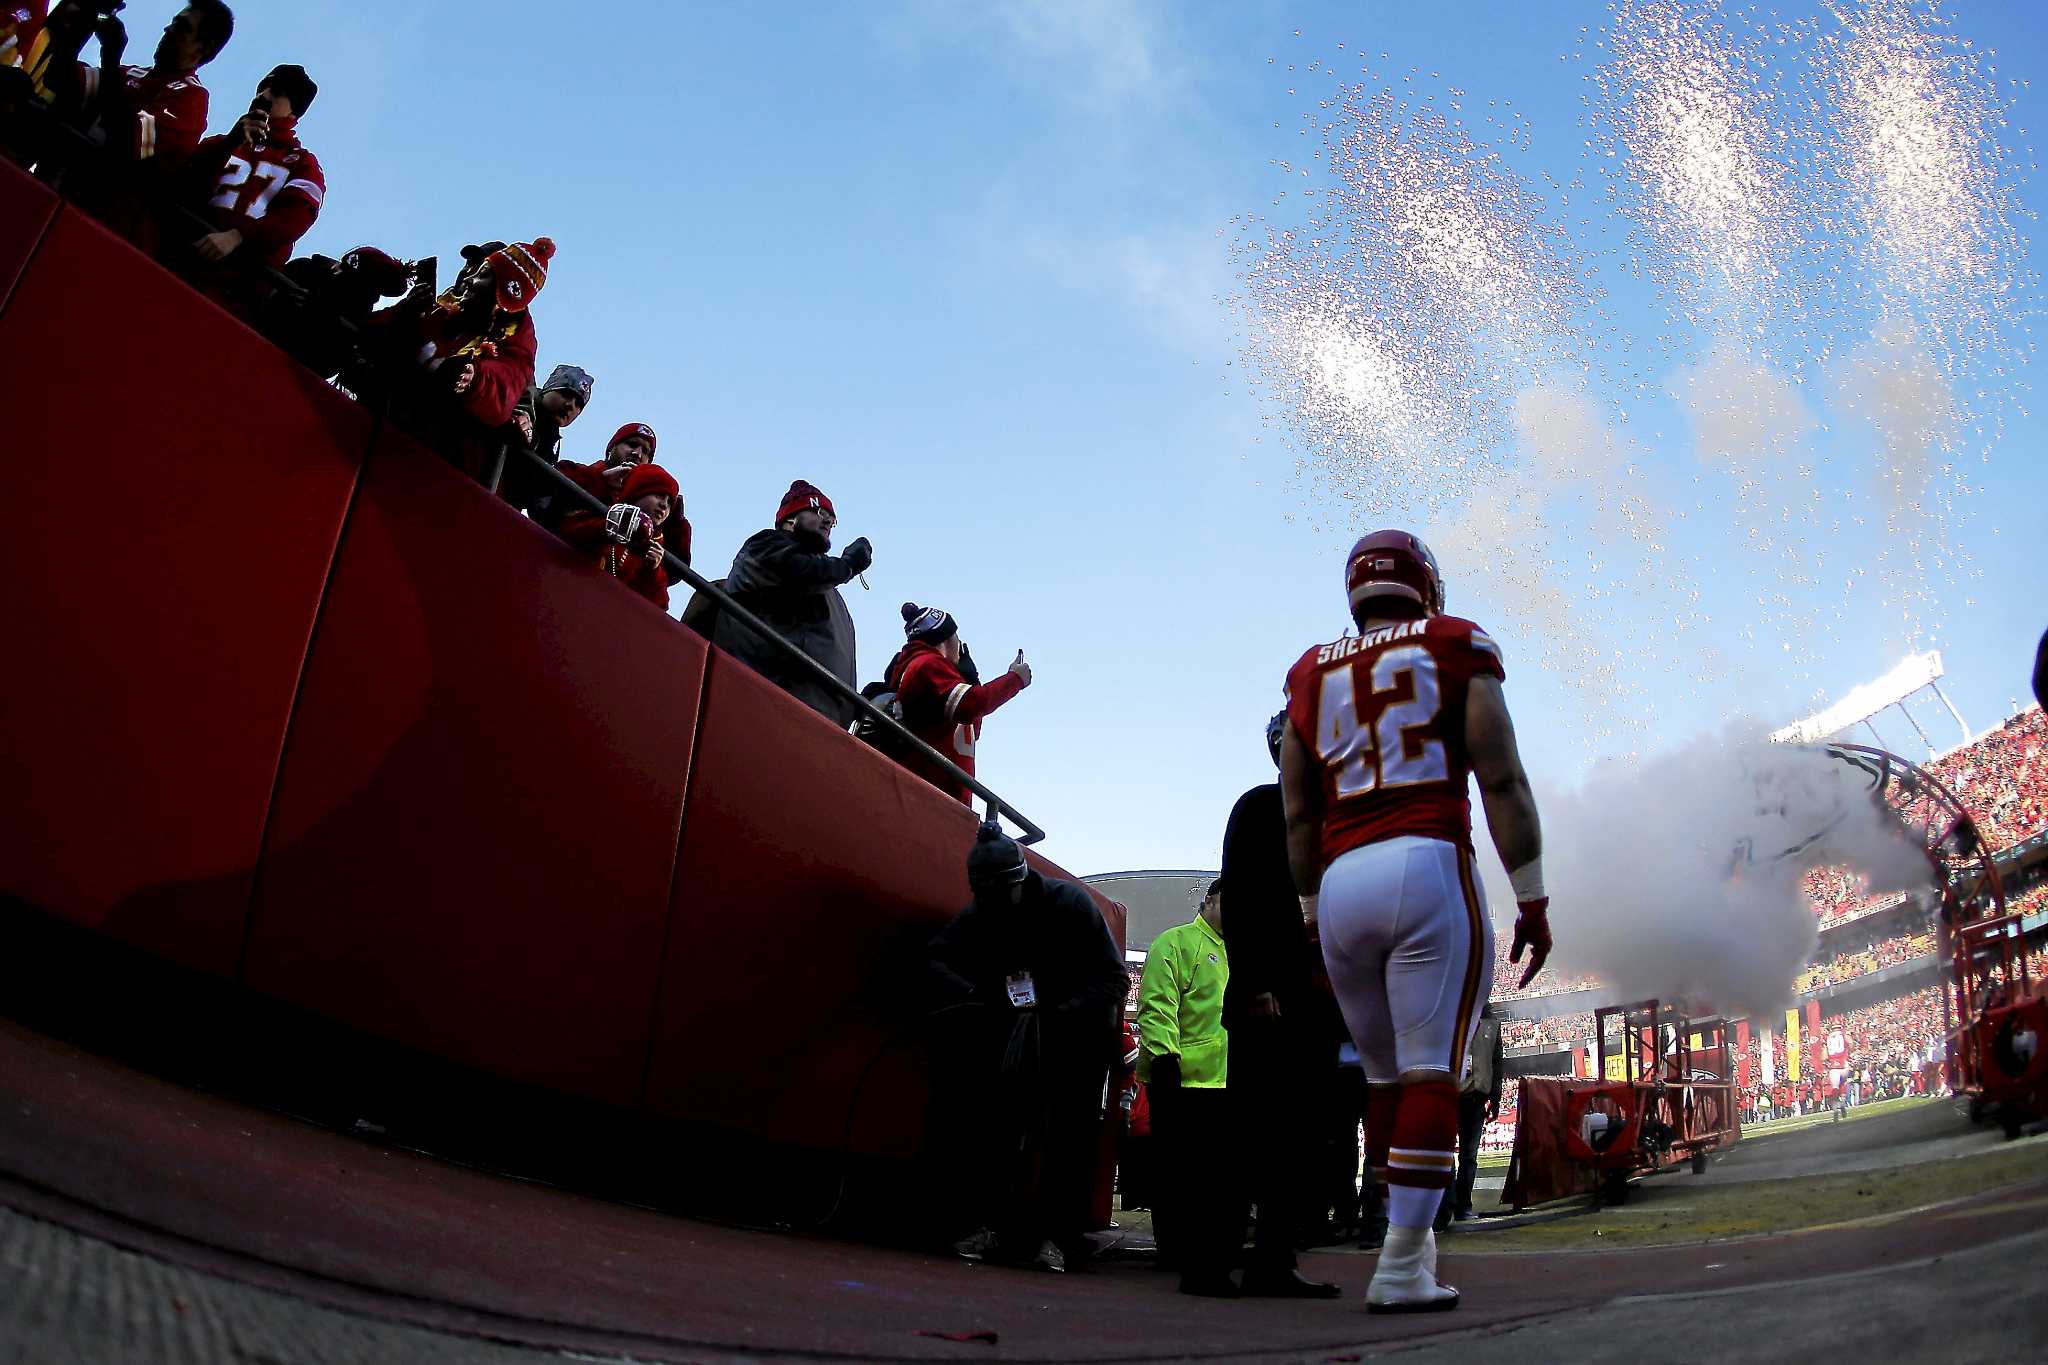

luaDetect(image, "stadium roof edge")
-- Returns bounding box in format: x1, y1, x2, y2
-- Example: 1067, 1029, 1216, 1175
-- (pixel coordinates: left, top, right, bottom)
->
1082, 869, 1220, 881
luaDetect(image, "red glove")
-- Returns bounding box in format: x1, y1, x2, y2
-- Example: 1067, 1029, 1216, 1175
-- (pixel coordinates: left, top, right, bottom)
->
1510, 897, 1551, 991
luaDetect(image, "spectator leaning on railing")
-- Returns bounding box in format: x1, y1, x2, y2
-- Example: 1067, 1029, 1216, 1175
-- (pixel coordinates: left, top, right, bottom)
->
34, 2, 234, 245
181, 63, 321, 280
262, 244, 410, 382
558, 462, 680, 611
708, 480, 871, 728
542, 422, 689, 562
356, 236, 551, 482
507, 362, 593, 514
879, 603, 1030, 804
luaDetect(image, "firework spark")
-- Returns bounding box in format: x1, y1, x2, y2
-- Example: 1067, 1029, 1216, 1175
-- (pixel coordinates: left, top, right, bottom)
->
1237, 5, 2031, 737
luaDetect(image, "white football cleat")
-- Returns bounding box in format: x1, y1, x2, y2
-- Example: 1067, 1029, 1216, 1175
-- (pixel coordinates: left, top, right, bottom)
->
1367, 1224, 1460, 1314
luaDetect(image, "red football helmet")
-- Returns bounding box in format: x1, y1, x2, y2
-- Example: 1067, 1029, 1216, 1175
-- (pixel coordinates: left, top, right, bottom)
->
1345, 529, 1445, 617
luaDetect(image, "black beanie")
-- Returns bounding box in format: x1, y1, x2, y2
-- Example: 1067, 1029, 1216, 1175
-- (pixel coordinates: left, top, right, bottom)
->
902, 602, 958, 645
262, 65, 317, 117
966, 822, 1028, 890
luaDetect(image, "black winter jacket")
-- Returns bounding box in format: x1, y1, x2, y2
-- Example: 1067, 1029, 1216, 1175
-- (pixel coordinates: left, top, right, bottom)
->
928, 873, 1129, 1037
712, 527, 861, 727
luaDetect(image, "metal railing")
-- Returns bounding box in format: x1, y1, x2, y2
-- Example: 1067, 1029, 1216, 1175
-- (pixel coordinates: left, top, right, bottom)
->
5, 94, 1046, 844
505, 442, 1046, 843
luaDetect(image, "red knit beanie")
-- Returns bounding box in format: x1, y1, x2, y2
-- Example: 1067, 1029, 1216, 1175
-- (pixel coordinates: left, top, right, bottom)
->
339, 246, 410, 295
776, 480, 834, 525
621, 463, 679, 520
486, 237, 554, 313
607, 422, 657, 462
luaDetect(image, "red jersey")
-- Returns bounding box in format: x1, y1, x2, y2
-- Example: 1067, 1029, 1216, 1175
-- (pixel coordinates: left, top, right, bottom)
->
885, 641, 1026, 803
191, 125, 326, 267
1284, 614, 1505, 868
81, 63, 208, 166
0, 5, 45, 70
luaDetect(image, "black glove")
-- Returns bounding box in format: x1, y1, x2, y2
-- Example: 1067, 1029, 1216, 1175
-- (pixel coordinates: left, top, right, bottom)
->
842, 537, 873, 574
1149, 1055, 1181, 1091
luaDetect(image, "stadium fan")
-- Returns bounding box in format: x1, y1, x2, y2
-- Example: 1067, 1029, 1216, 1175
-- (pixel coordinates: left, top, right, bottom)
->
182, 63, 321, 275
354, 236, 551, 483
546, 423, 691, 564
709, 481, 871, 728
877, 604, 1031, 805
506, 363, 594, 515
1277, 529, 1549, 1313
1216, 711, 1342, 1297
259, 245, 411, 382
557, 462, 680, 612
31, 2, 234, 248
0, 4, 43, 75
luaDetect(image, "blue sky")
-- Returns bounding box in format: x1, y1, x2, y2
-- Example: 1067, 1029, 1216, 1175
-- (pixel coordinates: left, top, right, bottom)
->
212, 2, 2047, 877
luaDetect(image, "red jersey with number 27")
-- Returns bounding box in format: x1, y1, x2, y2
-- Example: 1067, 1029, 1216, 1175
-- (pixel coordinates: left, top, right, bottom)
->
1285, 614, 1505, 868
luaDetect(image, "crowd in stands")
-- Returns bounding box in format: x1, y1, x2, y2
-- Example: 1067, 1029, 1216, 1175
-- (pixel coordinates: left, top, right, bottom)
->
0, 2, 1035, 804
1928, 707, 2048, 852
1799, 867, 1906, 927
1490, 935, 1600, 1001
1500, 1011, 1595, 1052
1747, 984, 1950, 1121
2008, 882, 2048, 919
1793, 929, 1937, 994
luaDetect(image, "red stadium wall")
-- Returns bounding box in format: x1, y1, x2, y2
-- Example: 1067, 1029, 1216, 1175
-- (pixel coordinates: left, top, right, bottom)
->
0, 168, 1122, 1158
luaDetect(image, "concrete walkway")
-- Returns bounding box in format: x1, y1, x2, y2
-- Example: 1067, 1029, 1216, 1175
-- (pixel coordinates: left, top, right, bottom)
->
0, 1019, 2041, 1364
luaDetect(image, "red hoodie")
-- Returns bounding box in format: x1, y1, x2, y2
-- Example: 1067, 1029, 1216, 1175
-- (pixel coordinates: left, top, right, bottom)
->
559, 462, 682, 611
884, 640, 1024, 802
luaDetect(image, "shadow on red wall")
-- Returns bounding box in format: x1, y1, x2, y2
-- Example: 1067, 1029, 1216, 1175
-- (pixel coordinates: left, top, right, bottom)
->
0, 175, 1121, 1166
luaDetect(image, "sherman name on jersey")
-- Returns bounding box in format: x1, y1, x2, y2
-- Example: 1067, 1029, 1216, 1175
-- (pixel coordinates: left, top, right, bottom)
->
1284, 615, 1505, 867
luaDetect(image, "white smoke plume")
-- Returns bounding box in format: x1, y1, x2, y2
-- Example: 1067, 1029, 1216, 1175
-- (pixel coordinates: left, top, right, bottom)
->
1477, 726, 1934, 1021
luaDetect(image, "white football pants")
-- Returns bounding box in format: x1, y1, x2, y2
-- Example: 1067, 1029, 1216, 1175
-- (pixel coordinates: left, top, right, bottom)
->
1319, 835, 1495, 1083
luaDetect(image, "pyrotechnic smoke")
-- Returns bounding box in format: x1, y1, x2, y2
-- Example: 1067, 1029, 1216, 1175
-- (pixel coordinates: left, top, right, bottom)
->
1475, 729, 1935, 1020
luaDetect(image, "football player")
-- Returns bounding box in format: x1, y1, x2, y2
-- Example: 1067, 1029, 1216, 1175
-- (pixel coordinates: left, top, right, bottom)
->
1278, 529, 1549, 1313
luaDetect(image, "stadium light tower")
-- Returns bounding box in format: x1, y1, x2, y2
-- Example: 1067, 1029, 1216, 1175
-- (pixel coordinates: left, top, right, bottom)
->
1772, 652, 1972, 758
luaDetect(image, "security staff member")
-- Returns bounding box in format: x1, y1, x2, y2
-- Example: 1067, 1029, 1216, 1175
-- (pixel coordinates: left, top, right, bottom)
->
929, 823, 1128, 1273
1215, 715, 1342, 1298
1137, 880, 1234, 1296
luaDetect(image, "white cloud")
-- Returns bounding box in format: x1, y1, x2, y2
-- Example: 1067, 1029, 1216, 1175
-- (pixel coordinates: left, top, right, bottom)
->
993, 216, 1233, 348
879, 0, 1191, 112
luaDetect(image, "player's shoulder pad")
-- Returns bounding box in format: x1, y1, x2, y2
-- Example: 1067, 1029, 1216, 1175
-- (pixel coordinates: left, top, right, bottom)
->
1428, 615, 1505, 667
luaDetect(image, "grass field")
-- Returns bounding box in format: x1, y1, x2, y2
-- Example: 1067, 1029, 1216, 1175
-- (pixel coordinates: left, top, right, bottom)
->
1471, 1093, 1945, 1176
1459, 1132, 2048, 1252
1736, 1093, 1941, 1138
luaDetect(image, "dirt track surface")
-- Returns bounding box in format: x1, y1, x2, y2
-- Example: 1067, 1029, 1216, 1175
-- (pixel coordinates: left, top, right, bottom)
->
1, 1020, 2043, 1364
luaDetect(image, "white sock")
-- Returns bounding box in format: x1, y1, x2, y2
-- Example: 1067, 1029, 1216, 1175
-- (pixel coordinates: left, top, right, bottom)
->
1387, 1184, 1443, 1230
1378, 1222, 1427, 1266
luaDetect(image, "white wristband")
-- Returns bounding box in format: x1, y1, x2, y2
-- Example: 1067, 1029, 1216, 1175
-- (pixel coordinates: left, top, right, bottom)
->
1299, 894, 1319, 923
1509, 859, 1545, 903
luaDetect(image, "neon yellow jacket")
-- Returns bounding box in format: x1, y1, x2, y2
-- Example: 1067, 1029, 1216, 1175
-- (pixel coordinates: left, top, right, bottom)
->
1136, 914, 1229, 1088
